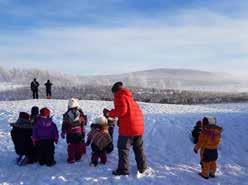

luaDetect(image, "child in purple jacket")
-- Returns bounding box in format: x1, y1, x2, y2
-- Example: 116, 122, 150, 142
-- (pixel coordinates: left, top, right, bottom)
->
32, 107, 58, 167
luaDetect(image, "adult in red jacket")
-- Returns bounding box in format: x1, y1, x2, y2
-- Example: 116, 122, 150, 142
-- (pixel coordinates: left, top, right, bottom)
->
103, 82, 147, 176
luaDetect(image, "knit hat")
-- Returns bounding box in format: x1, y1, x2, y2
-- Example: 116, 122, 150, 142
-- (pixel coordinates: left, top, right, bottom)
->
206, 116, 216, 125
68, 98, 80, 109
94, 116, 108, 125
18, 112, 30, 121
111, 82, 123, 93
31, 106, 39, 116
40, 107, 50, 118
14, 112, 31, 127
196, 120, 202, 127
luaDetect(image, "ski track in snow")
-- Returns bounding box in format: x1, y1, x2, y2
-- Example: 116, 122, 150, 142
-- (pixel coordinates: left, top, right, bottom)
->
0, 100, 247, 185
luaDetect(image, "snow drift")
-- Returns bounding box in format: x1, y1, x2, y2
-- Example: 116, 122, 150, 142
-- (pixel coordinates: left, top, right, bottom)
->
0, 99, 247, 185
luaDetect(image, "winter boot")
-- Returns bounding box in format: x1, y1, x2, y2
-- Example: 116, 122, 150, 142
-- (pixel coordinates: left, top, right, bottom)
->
67, 144, 76, 163
91, 153, 98, 166
16, 155, 24, 165
112, 170, 129, 176
17, 155, 28, 166
209, 173, 216, 178
138, 167, 148, 174
47, 160, 56, 167
198, 173, 209, 179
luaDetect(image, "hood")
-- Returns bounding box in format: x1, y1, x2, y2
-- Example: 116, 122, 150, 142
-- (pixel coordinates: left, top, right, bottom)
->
12, 118, 32, 128
36, 116, 53, 128
65, 109, 81, 123
206, 124, 223, 133
115, 88, 133, 98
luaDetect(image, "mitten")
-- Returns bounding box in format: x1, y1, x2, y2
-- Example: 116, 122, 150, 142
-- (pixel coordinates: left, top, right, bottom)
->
61, 132, 65, 139
103, 108, 110, 118
193, 147, 198, 154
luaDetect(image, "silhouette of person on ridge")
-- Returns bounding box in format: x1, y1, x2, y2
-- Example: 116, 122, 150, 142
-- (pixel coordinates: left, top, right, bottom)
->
44, 80, 53, 99
31, 78, 40, 99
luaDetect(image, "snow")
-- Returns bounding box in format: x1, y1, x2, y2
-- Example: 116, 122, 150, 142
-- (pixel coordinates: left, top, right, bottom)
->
0, 99, 248, 185
0, 83, 25, 92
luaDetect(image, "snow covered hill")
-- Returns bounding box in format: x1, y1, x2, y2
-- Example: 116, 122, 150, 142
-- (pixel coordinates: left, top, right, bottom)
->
0, 99, 247, 185
1, 66, 247, 92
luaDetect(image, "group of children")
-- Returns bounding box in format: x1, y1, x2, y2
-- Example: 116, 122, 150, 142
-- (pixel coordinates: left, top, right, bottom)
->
191, 116, 223, 180
10, 98, 115, 167
10, 99, 223, 179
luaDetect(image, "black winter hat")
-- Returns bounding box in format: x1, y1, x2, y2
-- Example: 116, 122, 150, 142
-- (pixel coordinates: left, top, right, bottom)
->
111, 82, 123, 93
31, 106, 39, 116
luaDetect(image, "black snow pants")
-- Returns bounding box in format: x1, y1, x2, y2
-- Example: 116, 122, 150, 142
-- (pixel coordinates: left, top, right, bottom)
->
46, 90, 52, 97
32, 90, 39, 99
36, 139, 55, 166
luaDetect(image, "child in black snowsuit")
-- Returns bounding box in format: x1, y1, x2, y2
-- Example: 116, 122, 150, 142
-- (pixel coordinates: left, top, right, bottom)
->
86, 116, 112, 166
10, 112, 36, 165
192, 120, 202, 144
106, 117, 116, 153
30, 106, 39, 125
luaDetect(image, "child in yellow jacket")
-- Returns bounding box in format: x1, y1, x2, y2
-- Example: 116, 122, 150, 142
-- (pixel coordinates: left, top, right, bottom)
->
194, 116, 223, 179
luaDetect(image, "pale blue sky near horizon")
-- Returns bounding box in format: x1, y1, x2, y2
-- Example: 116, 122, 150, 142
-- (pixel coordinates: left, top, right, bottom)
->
0, 0, 247, 77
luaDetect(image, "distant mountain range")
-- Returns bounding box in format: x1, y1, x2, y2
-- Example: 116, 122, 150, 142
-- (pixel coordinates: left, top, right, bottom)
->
0, 66, 246, 92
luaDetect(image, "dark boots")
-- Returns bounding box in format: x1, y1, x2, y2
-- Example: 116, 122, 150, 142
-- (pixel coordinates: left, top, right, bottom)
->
36, 139, 56, 166
90, 144, 107, 166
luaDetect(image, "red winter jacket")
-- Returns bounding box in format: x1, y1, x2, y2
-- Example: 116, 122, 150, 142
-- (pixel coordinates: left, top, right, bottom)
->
109, 88, 144, 136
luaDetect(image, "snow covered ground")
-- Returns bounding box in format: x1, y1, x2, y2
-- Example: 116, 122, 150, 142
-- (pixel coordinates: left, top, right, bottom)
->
0, 99, 247, 185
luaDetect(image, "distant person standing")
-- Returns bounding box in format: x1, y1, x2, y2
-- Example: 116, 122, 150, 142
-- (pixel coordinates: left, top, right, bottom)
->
44, 80, 53, 99
31, 79, 40, 99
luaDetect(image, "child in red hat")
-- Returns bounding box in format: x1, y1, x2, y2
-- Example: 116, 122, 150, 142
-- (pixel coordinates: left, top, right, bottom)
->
32, 107, 58, 166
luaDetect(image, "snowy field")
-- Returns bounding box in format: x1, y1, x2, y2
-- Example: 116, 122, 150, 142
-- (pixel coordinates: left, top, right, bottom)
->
0, 99, 248, 185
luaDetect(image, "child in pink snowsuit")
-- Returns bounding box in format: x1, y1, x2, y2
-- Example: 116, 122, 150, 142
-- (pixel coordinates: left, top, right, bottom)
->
61, 98, 87, 163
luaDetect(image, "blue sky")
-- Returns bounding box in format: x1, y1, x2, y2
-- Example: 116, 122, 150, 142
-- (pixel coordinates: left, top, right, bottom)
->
0, 0, 247, 77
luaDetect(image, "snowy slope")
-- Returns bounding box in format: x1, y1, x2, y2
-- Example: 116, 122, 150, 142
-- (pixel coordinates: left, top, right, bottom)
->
0, 100, 248, 185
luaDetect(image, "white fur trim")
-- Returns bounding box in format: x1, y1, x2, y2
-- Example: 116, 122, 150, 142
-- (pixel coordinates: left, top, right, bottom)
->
94, 116, 108, 125
68, 98, 80, 109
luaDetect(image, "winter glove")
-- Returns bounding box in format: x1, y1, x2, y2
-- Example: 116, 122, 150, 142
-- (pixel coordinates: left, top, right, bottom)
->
103, 108, 110, 118
61, 132, 65, 139
193, 147, 198, 154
